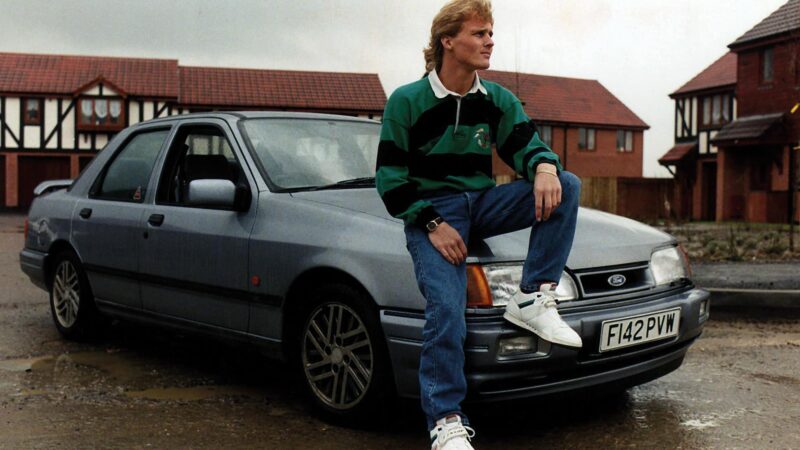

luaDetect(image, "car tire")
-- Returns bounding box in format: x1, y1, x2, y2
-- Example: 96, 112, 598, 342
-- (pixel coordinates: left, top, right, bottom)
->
296, 282, 394, 426
48, 251, 103, 340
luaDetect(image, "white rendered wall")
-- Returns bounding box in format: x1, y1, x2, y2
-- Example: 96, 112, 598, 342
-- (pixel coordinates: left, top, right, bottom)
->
5, 98, 19, 148
23, 126, 40, 148
44, 99, 59, 149
62, 102, 75, 149
129, 101, 140, 125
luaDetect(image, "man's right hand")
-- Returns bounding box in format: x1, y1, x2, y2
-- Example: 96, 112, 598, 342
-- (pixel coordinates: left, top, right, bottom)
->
428, 221, 467, 265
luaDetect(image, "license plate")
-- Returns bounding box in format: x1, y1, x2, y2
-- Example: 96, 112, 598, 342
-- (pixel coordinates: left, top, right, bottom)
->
599, 308, 681, 352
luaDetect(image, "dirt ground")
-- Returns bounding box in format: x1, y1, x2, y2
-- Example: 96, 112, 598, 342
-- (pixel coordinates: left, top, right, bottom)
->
657, 222, 800, 263
2, 214, 800, 449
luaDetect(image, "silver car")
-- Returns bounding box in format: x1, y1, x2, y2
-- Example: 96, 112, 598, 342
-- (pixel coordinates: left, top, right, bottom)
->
20, 112, 709, 423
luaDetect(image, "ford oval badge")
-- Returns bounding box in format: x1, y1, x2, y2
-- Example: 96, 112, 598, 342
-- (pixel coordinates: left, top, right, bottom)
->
608, 274, 626, 287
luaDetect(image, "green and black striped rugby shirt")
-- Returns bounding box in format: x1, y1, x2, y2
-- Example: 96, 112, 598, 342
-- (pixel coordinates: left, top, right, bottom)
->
376, 71, 562, 228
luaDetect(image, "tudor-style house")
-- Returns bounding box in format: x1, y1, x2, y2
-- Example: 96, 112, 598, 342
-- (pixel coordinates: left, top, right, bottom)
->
0, 52, 386, 209
481, 70, 649, 181
659, 53, 737, 220
660, 0, 800, 223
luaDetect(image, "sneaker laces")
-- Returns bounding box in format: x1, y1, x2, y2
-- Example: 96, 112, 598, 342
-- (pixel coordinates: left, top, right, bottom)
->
538, 296, 557, 309
432, 422, 475, 449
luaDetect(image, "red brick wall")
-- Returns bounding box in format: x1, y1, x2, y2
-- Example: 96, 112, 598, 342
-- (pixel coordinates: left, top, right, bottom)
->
491, 126, 644, 179
737, 43, 800, 141
563, 128, 643, 177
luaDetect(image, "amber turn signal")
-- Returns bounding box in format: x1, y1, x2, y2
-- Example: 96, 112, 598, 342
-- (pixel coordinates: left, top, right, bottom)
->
466, 264, 493, 308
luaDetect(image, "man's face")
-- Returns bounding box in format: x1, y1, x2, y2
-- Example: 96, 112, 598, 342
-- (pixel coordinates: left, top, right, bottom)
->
443, 15, 494, 71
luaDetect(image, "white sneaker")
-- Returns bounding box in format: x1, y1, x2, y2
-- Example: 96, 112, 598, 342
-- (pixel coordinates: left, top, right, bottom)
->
430, 415, 475, 450
503, 284, 583, 348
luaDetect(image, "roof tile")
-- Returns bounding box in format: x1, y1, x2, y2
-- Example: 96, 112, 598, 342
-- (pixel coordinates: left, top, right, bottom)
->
658, 142, 696, 164
671, 52, 737, 97
179, 66, 386, 112
730, 0, 800, 48
0, 52, 178, 97
480, 70, 649, 129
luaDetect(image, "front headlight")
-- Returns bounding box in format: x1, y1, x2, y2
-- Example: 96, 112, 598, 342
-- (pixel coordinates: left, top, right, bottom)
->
650, 245, 690, 285
478, 264, 578, 307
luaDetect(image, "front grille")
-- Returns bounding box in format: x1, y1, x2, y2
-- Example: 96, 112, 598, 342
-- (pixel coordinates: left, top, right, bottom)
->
574, 263, 653, 298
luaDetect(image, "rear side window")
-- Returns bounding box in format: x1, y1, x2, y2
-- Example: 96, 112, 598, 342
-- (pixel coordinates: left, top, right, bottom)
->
94, 130, 170, 202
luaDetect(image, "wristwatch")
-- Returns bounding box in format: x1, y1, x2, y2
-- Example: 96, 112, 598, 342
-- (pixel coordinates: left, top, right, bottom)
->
425, 216, 444, 232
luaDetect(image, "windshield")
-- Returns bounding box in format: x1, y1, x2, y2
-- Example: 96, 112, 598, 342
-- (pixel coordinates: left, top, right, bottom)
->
240, 118, 380, 190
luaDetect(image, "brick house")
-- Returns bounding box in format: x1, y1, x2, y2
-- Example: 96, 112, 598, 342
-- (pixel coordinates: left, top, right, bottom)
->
659, 53, 737, 220
661, 0, 800, 223
481, 70, 650, 181
0, 52, 386, 209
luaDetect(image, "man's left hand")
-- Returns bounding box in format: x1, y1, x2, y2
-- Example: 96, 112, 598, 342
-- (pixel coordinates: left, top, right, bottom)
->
533, 164, 561, 221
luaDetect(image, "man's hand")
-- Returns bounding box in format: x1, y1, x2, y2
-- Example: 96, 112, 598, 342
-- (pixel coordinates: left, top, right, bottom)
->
534, 165, 562, 221
428, 221, 467, 265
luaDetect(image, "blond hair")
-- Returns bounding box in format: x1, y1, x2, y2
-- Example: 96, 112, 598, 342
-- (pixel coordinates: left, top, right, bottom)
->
424, 0, 494, 73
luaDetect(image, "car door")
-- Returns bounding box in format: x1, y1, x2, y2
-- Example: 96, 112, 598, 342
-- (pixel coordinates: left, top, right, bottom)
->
139, 119, 256, 333
71, 127, 172, 310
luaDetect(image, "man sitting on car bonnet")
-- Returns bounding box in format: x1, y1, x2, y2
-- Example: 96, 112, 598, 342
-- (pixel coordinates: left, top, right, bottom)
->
375, 0, 582, 448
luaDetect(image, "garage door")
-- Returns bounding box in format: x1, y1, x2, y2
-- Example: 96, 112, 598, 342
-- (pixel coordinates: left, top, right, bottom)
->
18, 156, 71, 209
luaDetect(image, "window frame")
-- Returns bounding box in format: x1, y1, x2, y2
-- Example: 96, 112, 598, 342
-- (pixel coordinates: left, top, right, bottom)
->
89, 126, 173, 203
155, 122, 249, 210
578, 127, 595, 151
23, 98, 43, 126
77, 96, 126, 132
699, 93, 732, 129
539, 125, 553, 147
616, 130, 633, 152
761, 47, 774, 84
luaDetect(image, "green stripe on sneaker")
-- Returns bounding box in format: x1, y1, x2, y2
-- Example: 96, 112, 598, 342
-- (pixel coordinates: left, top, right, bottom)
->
518, 299, 537, 308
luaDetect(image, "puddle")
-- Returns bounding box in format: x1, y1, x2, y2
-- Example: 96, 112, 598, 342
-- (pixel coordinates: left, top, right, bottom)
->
0, 356, 52, 372
125, 385, 261, 401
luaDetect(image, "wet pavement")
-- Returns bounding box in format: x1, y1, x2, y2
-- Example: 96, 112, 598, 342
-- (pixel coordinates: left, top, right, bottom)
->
1, 213, 799, 449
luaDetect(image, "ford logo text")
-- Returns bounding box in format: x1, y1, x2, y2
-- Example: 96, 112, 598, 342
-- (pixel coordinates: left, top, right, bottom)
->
608, 274, 627, 287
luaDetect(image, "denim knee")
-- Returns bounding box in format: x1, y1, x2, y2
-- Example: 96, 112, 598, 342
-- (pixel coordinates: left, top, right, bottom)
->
560, 171, 581, 203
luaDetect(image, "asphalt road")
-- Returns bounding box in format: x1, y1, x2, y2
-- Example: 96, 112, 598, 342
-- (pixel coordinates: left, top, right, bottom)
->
1, 213, 799, 449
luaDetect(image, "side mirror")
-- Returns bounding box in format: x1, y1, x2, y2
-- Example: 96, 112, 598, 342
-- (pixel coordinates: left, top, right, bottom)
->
187, 179, 246, 210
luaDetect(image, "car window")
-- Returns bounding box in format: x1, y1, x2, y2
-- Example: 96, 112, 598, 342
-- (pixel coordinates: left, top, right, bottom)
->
240, 119, 380, 190
93, 129, 170, 202
156, 125, 245, 206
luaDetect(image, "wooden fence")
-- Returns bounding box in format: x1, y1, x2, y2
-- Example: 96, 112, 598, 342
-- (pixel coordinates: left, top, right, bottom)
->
579, 177, 676, 221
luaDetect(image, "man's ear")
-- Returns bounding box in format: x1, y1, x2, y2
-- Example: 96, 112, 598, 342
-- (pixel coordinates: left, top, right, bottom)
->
441, 35, 452, 51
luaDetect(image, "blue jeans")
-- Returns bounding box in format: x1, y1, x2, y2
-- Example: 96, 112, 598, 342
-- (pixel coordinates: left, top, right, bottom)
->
404, 172, 581, 430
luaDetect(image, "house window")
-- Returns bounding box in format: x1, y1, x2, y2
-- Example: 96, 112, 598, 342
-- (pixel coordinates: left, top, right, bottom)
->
701, 94, 732, 127
578, 128, 595, 151
761, 47, 773, 83
78, 98, 125, 131
539, 125, 552, 147
23, 98, 42, 125
616, 130, 633, 152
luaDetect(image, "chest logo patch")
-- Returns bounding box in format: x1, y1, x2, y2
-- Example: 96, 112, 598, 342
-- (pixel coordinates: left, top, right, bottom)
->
474, 128, 491, 149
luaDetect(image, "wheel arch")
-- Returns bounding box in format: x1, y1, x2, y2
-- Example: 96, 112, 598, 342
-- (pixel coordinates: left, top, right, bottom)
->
43, 240, 80, 289
281, 266, 380, 357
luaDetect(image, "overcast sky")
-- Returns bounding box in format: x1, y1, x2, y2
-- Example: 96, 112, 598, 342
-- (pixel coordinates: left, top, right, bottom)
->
0, 0, 789, 177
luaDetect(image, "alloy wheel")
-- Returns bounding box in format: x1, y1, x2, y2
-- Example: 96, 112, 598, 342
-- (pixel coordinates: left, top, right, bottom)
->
52, 260, 80, 328
302, 302, 374, 410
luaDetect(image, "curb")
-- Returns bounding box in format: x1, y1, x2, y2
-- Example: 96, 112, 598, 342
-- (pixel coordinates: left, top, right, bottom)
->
706, 287, 800, 309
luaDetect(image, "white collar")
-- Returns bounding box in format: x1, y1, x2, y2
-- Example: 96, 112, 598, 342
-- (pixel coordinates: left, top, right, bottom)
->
428, 69, 487, 98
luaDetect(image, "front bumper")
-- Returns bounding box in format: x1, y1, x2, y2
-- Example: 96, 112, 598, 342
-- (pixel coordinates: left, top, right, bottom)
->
380, 286, 709, 401
20, 248, 48, 291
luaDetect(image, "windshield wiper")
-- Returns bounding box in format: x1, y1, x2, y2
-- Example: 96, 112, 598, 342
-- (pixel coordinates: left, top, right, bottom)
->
305, 177, 375, 191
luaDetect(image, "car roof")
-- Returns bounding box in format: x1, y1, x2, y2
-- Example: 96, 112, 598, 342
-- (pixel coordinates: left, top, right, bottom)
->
138, 111, 380, 127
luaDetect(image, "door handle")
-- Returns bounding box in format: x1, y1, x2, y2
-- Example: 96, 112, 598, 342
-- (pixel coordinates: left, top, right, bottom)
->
148, 214, 165, 226
79, 208, 92, 219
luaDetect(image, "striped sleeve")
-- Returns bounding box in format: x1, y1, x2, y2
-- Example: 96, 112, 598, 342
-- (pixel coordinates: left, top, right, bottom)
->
495, 100, 562, 182
375, 111, 440, 228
